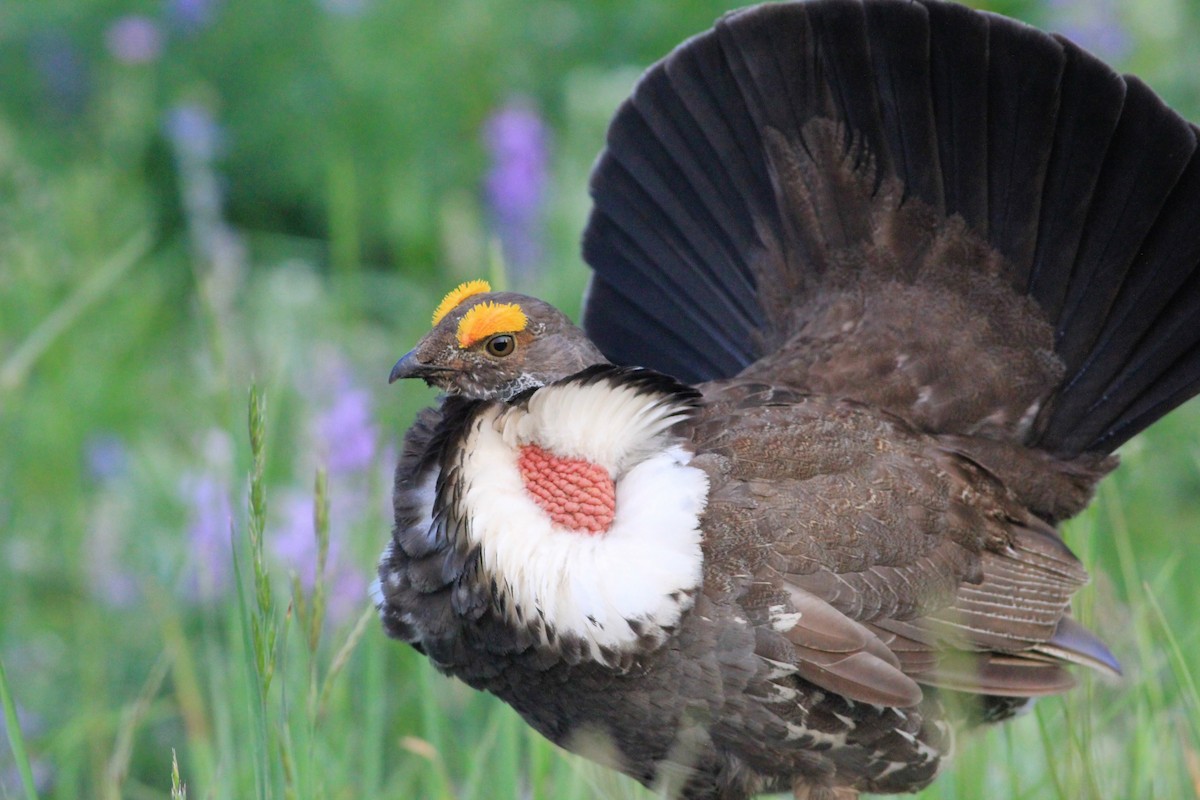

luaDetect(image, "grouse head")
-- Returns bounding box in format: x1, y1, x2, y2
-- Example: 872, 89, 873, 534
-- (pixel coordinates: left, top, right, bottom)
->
388, 279, 607, 401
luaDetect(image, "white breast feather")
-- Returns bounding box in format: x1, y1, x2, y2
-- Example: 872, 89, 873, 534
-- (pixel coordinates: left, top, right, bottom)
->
459, 379, 708, 659
509, 377, 697, 472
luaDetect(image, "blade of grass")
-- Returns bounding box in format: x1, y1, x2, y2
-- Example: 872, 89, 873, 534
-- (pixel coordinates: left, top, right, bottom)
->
1102, 476, 1173, 795
0, 230, 151, 391
1143, 581, 1200, 743
1057, 694, 1103, 799
275, 603, 298, 800
399, 735, 455, 800
171, 748, 187, 800
1034, 701, 1069, 800
359, 631, 386, 797
1183, 727, 1200, 798
308, 469, 330, 657
0, 658, 39, 800
232, 485, 273, 800
150, 586, 215, 781
494, 705, 522, 798
247, 386, 279, 694
458, 703, 508, 799
277, 701, 298, 800
317, 605, 375, 719
414, 662, 455, 800
299, 469, 331, 737
1104, 478, 1169, 711
104, 651, 173, 800
1003, 721, 1021, 799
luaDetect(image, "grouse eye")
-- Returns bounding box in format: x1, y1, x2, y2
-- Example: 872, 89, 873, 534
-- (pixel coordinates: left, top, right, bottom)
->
485, 334, 516, 358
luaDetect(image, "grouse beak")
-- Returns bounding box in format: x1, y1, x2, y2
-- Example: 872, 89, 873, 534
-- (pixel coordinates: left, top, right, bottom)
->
389, 349, 453, 385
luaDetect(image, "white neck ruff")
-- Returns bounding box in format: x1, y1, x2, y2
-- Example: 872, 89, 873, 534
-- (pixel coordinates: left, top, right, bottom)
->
456, 375, 709, 660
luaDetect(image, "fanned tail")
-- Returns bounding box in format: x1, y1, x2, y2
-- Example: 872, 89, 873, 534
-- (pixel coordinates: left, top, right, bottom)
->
582, 0, 1200, 458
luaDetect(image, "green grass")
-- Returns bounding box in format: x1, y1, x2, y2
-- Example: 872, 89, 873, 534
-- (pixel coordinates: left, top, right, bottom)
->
3, 0, 1200, 798
0, 656, 40, 800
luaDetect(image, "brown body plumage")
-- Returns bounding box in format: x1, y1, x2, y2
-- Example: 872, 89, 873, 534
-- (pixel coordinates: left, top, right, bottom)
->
376, 1, 1200, 797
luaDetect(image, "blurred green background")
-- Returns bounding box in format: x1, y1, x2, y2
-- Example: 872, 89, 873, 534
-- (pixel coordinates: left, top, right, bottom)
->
2, 0, 1200, 798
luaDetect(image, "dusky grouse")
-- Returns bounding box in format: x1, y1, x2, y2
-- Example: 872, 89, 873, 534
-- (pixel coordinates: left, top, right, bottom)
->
375, 1, 1200, 797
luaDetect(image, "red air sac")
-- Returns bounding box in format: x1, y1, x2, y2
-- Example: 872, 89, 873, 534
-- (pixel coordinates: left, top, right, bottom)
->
517, 444, 616, 534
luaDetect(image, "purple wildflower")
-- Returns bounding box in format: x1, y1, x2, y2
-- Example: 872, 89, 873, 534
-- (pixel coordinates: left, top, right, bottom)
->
104, 15, 164, 64
181, 473, 233, 601
317, 384, 378, 475
275, 350, 378, 624
164, 104, 224, 163
271, 491, 323, 589
164, 102, 246, 301
29, 31, 90, 119
166, 0, 220, 33
82, 436, 138, 607
305, 348, 380, 476
84, 434, 128, 484
85, 503, 140, 608
327, 565, 369, 627
269, 490, 368, 626
483, 99, 550, 282
1, 762, 53, 797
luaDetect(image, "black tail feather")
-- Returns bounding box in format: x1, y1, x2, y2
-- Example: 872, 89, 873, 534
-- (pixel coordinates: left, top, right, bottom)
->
1050, 80, 1196, 375
1025, 39, 1126, 318
1042, 156, 1200, 452
1095, 353, 1200, 454
924, 0, 989, 229
984, 11, 1065, 274
581, 274, 726, 381
581, 0, 1200, 456
1068, 277, 1200, 453
865, 0, 941, 210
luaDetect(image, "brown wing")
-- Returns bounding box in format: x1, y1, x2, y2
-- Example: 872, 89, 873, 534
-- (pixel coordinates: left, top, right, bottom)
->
692, 382, 1115, 706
